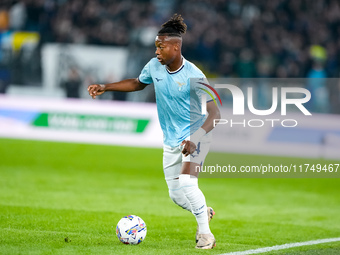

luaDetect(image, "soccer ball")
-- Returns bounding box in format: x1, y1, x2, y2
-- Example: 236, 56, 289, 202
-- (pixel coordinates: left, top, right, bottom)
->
116, 215, 147, 244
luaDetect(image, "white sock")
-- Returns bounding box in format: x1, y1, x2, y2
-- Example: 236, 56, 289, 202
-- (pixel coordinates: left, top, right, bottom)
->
166, 178, 192, 212
178, 174, 211, 234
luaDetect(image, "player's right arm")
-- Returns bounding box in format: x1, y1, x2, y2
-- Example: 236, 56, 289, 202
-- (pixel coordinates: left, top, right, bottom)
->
88, 78, 148, 99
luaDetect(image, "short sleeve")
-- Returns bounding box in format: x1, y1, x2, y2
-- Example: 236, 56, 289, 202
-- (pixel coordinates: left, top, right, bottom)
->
138, 60, 153, 85
192, 77, 216, 102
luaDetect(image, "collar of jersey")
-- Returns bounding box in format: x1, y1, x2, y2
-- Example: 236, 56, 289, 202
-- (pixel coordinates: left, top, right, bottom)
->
166, 57, 185, 74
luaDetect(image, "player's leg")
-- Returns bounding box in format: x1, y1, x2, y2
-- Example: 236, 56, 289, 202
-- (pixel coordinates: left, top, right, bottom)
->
179, 132, 216, 249
179, 162, 211, 234
163, 145, 192, 212
179, 163, 215, 248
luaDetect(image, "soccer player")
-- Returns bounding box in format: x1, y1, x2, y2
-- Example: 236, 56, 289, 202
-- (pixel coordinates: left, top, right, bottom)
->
88, 14, 220, 249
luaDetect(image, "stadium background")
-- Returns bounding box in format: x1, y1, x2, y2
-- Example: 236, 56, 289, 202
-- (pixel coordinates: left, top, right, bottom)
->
0, 0, 340, 254
0, 0, 340, 106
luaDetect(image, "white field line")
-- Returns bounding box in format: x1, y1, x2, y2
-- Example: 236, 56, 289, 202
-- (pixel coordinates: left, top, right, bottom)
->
219, 237, 340, 255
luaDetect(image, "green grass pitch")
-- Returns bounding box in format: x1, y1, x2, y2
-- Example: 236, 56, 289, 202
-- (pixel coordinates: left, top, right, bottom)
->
1, 138, 340, 255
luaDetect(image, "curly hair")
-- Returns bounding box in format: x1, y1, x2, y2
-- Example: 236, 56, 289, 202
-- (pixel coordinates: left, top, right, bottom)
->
158, 14, 187, 37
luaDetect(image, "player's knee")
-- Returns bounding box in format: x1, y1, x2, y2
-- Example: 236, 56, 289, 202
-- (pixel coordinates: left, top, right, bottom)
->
178, 174, 198, 192
166, 179, 181, 203
168, 189, 181, 204
166, 178, 190, 209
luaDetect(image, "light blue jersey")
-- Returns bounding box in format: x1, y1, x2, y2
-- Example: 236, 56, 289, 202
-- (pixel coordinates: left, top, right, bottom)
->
138, 57, 207, 147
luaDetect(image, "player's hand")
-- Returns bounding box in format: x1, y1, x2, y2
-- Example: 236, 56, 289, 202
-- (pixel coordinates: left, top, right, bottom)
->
87, 84, 105, 99
181, 140, 196, 157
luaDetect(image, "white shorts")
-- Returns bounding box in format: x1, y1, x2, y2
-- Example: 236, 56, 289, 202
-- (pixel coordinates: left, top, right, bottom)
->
163, 132, 212, 181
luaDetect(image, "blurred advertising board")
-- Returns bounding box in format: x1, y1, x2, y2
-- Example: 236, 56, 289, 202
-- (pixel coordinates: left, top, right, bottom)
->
0, 96, 163, 148
211, 108, 340, 159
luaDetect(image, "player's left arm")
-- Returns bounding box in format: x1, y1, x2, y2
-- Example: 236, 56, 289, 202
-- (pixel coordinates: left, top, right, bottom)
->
181, 101, 220, 156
